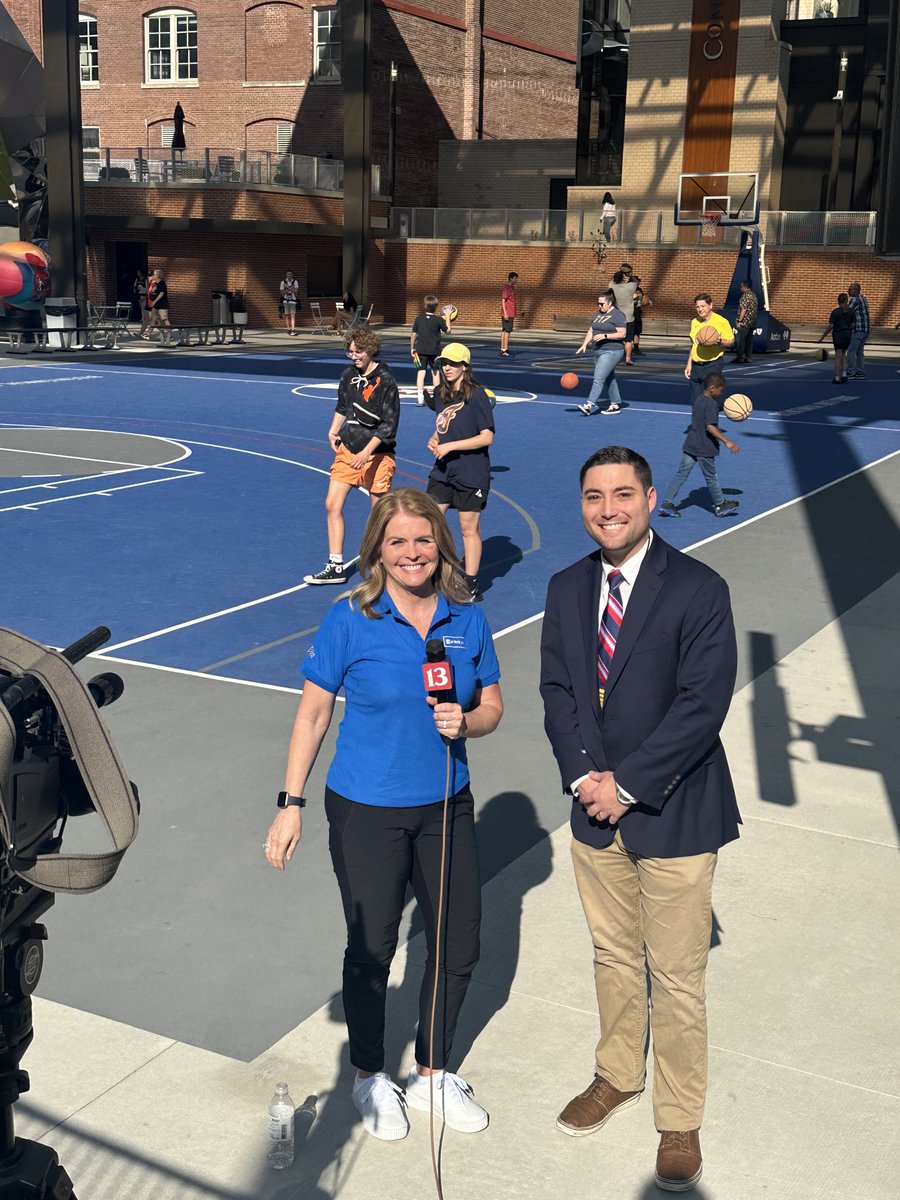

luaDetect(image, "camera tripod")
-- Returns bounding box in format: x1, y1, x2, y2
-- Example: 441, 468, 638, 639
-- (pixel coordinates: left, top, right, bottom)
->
0, 926, 76, 1199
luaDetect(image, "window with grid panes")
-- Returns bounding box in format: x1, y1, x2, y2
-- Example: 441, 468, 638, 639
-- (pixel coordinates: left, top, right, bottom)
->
79, 14, 99, 83
145, 9, 198, 82
313, 7, 340, 80
82, 126, 101, 161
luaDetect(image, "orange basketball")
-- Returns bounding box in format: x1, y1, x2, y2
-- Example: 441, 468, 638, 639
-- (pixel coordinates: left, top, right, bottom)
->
561, 372, 580, 390
723, 393, 752, 421
695, 324, 720, 346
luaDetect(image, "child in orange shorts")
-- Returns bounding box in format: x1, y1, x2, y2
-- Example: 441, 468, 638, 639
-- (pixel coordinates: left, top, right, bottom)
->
304, 326, 401, 584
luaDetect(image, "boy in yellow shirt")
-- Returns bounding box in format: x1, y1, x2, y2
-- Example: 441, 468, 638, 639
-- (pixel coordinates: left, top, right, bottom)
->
684, 293, 735, 399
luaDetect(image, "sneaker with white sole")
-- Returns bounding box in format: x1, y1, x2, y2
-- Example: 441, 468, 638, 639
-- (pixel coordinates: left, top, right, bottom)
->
304, 561, 348, 585
578, 401, 596, 416
405, 1068, 489, 1133
600, 404, 621, 415
352, 1072, 409, 1141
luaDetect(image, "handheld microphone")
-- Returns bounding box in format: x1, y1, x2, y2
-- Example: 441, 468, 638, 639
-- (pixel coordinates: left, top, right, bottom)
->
422, 638, 454, 700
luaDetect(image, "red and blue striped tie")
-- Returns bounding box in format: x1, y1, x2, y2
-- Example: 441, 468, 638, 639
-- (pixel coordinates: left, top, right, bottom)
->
597, 569, 624, 708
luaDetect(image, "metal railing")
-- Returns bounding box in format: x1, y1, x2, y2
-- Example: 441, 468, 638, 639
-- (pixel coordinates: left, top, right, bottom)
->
389, 207, 877, 248
85, 148, 384, 196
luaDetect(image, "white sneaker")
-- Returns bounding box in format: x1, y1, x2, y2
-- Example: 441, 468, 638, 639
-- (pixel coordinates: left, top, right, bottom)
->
352, 1072, 409, 1141
405, 1068, 489, 1133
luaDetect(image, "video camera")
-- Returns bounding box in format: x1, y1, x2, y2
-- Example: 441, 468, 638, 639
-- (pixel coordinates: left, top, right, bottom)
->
0, 625, 139, 1198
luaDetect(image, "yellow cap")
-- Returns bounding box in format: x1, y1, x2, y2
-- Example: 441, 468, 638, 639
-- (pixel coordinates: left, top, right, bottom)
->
437, 342, 471, 365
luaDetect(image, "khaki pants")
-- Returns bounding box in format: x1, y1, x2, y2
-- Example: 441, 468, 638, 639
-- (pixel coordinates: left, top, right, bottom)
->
571, 831, 717, 1130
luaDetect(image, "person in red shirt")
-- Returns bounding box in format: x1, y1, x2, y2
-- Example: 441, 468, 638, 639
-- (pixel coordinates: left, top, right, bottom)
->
500, 272, 518, 357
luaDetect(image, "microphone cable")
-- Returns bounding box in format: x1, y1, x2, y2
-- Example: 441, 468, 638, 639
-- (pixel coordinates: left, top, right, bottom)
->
426, 737, 453, 1200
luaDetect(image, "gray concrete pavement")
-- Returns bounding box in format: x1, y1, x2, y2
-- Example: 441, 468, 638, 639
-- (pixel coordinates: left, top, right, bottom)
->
14, 447, 899, 1198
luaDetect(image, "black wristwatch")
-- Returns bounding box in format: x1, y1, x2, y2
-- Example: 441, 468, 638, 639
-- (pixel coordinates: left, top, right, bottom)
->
276, 792, 307, 809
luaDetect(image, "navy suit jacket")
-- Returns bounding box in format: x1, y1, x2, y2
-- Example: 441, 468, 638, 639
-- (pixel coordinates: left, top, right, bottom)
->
540, 532, 741, 857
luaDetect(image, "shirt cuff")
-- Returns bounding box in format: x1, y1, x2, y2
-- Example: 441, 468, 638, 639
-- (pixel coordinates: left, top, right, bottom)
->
616, 781, 638, 806
570, 773, 590, 797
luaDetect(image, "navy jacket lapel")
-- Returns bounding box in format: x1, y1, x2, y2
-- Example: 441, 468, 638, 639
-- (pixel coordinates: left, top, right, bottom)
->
579, 552, 604, 723
604, 535, 667, 701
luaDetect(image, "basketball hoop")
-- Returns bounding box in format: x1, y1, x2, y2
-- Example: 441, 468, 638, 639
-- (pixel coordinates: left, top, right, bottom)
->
700, 213, 721, 241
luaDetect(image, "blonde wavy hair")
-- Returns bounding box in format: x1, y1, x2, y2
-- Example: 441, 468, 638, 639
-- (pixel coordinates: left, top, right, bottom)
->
349, 488, 471, 618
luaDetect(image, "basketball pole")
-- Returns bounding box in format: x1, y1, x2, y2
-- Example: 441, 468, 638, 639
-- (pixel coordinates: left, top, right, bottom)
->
41, 0, 88, 323
342, 0, 372, 310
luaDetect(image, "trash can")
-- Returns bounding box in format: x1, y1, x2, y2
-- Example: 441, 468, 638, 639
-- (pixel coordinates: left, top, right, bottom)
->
211, 290, 233, 324
45, 298, 79, 349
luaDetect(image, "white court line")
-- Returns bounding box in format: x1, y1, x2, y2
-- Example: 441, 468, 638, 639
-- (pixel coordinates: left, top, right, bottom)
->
90, 651, 346, 699
0, 465, 194, 498
0, 442, 195, 471
0, 471, 203, 514
99, 559, 359, 653
13, 362, 299, 388
490, 444, 900, 642
0, 423, 193, 466
0, 375, 103, 387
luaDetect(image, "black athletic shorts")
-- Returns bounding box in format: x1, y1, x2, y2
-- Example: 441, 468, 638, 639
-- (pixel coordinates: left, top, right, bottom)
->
625, 321, 635, 341
501, 316, 515, 333
427, 478, 489, 512
418, 353, 438, 369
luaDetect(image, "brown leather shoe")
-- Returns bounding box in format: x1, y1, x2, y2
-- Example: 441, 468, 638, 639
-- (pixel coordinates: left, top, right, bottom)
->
655, 1129, 703, 1191
556, 1074, 641, 1136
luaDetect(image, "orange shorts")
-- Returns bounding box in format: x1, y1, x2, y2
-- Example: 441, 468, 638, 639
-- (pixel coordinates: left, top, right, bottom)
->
330, 444, 395, 493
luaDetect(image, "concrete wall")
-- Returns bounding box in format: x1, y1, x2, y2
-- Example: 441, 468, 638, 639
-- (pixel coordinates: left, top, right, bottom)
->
438, 140, 576, 208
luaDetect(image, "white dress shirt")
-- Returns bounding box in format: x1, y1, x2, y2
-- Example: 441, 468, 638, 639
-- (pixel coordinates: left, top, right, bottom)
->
571, 530, 654, 803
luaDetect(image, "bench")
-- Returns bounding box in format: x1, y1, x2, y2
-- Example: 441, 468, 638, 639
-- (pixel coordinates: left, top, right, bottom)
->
1, 325, 124, 353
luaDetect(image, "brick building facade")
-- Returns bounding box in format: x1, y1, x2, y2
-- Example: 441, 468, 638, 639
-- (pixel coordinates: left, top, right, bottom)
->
4, 0, 581, 207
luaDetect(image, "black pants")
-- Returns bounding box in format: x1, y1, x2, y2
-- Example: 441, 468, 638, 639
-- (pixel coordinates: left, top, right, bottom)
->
688, 358, 725, 400
325, 786, 481, 1073
734, 324, 753, 362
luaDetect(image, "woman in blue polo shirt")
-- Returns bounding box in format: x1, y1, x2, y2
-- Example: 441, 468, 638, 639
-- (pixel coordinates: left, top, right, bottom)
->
264, 488, 503, 1143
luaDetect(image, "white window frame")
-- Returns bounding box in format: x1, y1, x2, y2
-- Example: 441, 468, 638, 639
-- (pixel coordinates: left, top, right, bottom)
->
313, 7, 341, 81
79, 13, 99, 84
145, 8, 198, 84
82, 125, 101, 161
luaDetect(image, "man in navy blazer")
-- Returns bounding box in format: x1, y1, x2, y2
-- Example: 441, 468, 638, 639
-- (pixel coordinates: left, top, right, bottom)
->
540, 445, 740, 1193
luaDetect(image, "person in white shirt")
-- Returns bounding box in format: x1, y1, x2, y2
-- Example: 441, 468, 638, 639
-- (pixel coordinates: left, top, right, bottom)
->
280, 271, 300, 336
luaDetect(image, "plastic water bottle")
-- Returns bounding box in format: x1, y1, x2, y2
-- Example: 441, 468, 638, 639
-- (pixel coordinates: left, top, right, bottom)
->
267, 1082, 295, 1169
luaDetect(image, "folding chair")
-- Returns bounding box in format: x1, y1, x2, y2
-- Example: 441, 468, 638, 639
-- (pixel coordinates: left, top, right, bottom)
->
346, 301, 374, 331
309, 301, 332, 335
108, 301, 133, 335
86, 300, 103, 328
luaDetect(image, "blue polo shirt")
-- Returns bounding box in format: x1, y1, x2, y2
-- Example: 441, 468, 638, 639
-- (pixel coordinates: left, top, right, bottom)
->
301, 594, 501, 807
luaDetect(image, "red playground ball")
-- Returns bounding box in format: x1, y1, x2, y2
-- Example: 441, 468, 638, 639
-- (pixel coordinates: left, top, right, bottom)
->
561, 372, 580, 390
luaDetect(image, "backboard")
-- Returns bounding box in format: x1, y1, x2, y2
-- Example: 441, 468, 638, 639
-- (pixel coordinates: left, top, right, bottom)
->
675, 172, 760, 225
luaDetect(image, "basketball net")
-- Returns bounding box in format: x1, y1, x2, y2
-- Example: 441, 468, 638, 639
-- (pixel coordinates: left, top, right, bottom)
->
700, 213, 721, 241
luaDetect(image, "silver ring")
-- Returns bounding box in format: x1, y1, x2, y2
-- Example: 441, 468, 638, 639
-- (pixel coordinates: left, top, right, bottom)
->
440, 720, 446, 729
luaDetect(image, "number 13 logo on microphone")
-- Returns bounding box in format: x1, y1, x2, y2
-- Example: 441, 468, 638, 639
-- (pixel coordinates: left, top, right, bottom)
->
423, 662, 452, 692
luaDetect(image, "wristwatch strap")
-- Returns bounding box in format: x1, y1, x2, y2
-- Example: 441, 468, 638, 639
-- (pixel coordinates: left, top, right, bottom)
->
277, 792, 307, 808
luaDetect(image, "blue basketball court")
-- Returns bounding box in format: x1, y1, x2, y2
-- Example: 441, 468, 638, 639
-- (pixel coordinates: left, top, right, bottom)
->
1, 339, 898, 687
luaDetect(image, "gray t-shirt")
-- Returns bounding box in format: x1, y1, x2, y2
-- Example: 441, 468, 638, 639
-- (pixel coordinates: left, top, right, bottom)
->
608, 280, 638, 321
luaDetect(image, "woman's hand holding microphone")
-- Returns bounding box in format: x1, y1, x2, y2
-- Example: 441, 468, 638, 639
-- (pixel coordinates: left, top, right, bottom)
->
427, 696, 467, 739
